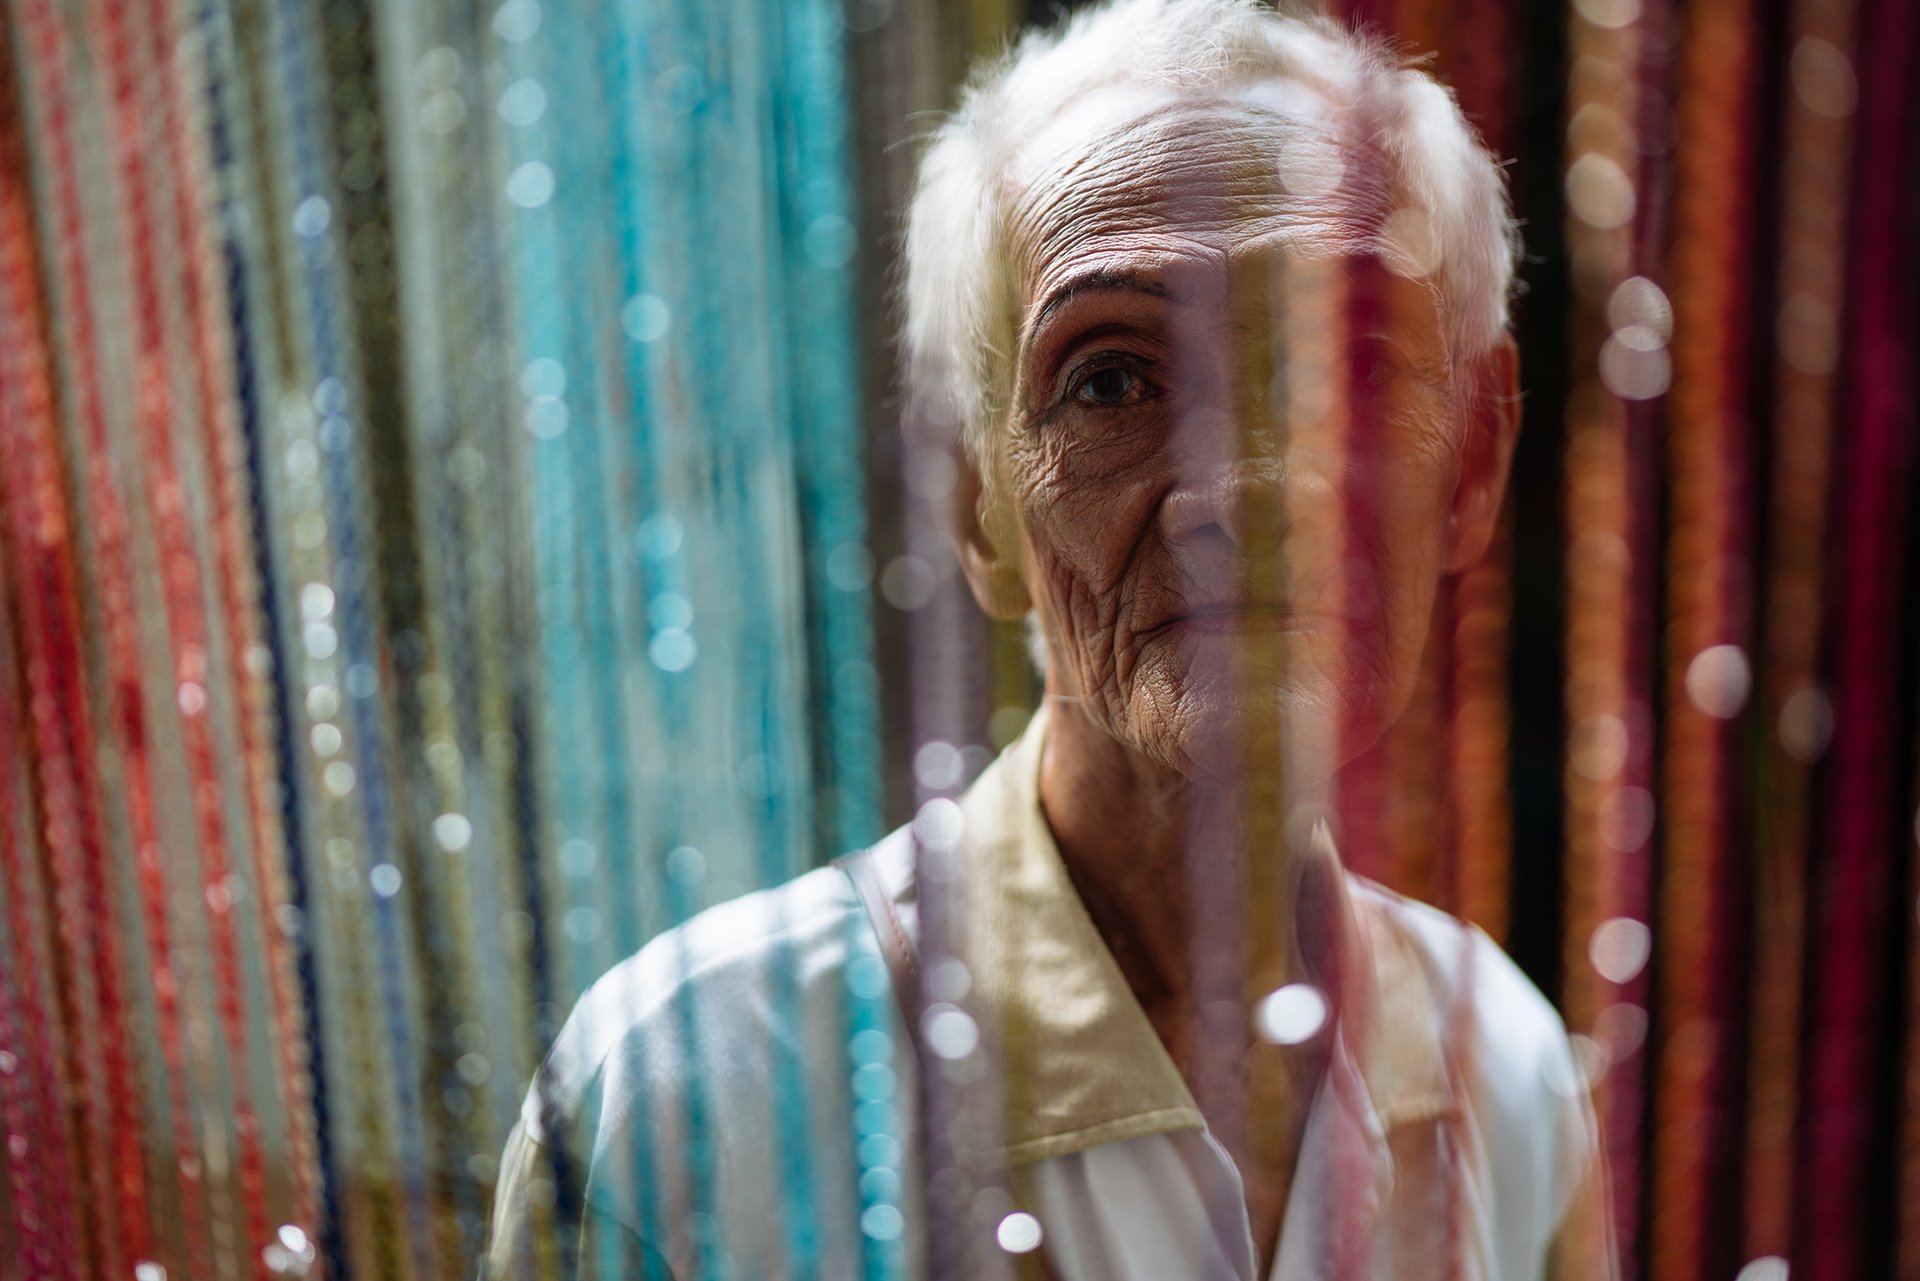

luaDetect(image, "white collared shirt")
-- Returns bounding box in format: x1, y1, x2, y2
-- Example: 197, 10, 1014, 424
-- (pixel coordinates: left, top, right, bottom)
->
489, 710, 1615, 1279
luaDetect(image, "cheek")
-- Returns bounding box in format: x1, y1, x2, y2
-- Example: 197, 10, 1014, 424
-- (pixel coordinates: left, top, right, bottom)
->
1355, 458, 1451, 560
1341, 403, 1458, 556
1009, 426, 1167, 602
1344, 450, 1456, 658
1006, 430, 1173, 696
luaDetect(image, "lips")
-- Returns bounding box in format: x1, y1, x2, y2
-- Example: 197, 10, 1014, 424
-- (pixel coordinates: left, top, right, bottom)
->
1159, 604, 1338, 634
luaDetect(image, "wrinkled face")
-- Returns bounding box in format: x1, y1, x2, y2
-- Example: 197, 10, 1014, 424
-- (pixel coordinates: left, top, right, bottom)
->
994, 84, 1481, 786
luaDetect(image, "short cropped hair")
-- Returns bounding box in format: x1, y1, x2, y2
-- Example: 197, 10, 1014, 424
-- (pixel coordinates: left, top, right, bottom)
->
900, 0, 1520, 462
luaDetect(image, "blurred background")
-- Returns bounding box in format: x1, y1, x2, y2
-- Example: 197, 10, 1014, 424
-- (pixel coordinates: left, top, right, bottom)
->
0, 0, 1916, 1278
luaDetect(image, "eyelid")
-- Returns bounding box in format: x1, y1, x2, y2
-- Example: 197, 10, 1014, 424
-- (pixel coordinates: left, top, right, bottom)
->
1341, 332, 1444, 391
1351, 331, 1416, 360
1043, 318, 1166, 380
1352, 331, 1449, 377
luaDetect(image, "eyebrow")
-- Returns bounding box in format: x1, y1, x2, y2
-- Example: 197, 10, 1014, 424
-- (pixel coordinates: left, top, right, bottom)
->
1021, 272, 1178, 357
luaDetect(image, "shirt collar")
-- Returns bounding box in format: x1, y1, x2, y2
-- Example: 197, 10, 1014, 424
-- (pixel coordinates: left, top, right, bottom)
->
952, 703, 1458, 1165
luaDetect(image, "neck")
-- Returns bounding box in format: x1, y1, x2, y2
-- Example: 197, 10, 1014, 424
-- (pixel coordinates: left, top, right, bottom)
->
1036, 693, 1302, 1036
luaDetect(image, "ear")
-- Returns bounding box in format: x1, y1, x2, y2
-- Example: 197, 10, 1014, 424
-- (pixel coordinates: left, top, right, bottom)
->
1445, 336, 1522, 573
946, 443, 1032, 621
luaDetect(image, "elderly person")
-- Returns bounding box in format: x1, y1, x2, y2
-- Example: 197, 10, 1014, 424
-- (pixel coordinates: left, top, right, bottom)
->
489, 1, 1613, 1278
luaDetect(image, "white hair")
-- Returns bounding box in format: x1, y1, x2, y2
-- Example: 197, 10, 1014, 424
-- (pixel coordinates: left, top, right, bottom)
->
900, 0, 1521, 462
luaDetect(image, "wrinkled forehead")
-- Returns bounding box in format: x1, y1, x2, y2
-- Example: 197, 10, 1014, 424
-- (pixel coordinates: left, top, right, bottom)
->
1003, 81, 1403, 311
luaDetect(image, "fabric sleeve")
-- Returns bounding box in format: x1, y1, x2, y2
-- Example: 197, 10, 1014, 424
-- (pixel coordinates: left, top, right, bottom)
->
485, 1118, 677, 1281
1542, 1081, 1620, 1281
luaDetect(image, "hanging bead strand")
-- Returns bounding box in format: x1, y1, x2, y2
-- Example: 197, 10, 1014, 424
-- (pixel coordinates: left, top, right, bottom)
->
1650, 0, 1762, 1275
1740, 0, 1857, 1266
1560, 2, 1670, 1271
91, 0, 288, 1270
8, 4, 182, 1275
0, 202, 82, 1281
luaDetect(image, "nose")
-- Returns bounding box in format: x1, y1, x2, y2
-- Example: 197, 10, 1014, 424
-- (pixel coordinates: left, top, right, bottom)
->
1160, 448, 1285, 553
1158, 400, 1339, 563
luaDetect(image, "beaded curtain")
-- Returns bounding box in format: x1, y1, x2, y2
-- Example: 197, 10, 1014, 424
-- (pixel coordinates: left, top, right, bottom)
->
1, 1, 1918, 1281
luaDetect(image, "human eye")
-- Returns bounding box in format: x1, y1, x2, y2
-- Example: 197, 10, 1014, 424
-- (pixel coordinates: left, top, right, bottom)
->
1346, 338, 1395, 390
1345, 333, 1424, 392
1066, 356, 1156, 408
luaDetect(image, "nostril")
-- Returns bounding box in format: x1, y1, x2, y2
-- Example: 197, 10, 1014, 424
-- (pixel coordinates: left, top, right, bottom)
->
1159, 457, 1299, 553
1158, 472, 1210, 543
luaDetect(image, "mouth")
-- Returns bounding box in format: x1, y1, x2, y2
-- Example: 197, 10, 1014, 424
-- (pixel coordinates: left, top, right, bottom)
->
1156, 604, 1340, 636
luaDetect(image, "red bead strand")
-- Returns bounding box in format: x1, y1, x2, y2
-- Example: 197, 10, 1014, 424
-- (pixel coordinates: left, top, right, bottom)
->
13, 1, 209, 1274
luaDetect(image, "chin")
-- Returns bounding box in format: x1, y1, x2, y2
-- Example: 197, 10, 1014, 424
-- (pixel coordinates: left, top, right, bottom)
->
1120, 633, 1397, 789
1127, 672, 1390, 794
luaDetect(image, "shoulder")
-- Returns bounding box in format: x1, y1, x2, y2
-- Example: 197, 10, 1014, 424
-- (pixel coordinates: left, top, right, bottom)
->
524, 860, 868, 1143
1350, 879, 1601, 1232
1356, 881, 1580, 1091
501, 840, 917, 1274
